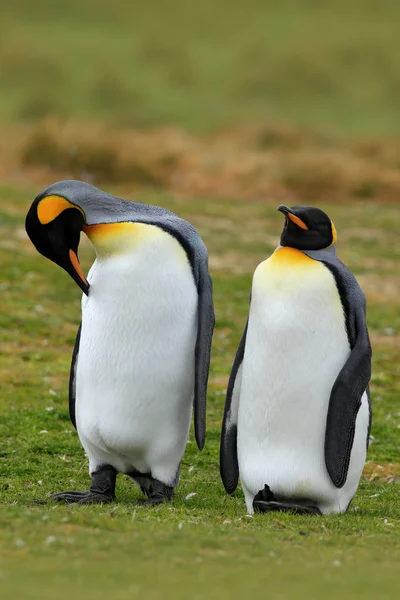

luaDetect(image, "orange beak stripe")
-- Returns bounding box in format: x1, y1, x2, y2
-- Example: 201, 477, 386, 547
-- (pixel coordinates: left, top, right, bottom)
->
69, 249, 88, 287
288, 213, 309, 230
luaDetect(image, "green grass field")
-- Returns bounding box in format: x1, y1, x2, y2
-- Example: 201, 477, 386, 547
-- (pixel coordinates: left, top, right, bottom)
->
0, 1, 399, 598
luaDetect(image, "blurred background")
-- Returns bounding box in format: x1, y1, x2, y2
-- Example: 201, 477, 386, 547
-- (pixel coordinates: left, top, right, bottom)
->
1, 0, 400, 200
1, 0, 400, 131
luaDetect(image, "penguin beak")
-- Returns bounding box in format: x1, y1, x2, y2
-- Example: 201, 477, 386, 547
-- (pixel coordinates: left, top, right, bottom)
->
68, 249, 90, 295
277, 205, 309, 231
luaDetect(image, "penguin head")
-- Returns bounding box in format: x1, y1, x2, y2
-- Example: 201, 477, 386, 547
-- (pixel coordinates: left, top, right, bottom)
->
25, 186, 89, 295
277, 205, 337, 250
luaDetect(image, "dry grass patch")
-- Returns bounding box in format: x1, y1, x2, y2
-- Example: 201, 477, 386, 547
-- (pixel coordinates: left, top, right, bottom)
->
2, 118, 400, 203
363, 462, 400, 483
20, 118, 163, 187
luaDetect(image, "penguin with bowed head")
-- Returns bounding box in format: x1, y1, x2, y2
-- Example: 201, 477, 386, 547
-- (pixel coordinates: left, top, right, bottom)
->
220, 205, 372, 515
25, 180, 214, 504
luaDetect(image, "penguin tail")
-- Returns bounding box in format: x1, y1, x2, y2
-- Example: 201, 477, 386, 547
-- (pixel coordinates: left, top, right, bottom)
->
252, 484, 321, 515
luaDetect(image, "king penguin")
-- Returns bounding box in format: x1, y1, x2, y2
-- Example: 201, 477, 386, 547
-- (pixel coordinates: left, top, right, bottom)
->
25, 180, 214, 504
220, 205, 372, 515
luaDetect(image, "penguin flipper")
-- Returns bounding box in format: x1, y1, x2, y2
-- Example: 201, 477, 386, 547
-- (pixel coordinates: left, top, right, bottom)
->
220, 321, 248, 494
193, 264, 215, 450
325, 304, 372, 488
68, 322, 81, 430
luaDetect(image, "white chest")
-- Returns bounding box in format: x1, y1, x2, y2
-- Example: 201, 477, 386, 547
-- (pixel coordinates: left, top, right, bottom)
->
248, 248, 348, 363
75, 225, 198, 468
238, 247, 350, 474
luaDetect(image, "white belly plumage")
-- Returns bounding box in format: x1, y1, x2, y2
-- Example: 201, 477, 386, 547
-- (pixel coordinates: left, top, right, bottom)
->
237, 247, 369, 514
75, 226, 198, 485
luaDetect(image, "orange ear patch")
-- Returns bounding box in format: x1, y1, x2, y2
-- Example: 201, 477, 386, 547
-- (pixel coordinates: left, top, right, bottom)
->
287, 213, 308, 230
37, 195, 85, 225
330, 220, 337, 246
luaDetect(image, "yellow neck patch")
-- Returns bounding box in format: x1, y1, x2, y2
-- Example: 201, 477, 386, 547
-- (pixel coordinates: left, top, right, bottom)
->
37, 195, 85, 225
270, 246, 315, 267
84, 222, 167, 257
255, 247, 320, 292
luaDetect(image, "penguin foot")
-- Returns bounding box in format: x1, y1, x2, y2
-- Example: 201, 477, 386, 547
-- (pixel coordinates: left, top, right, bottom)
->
50, 490, 114, 504
137, 477, 174, 505
137, 495, 170, 507
51, 465, 117, 504
253, 499, 321, 515
253, 484, 275, 503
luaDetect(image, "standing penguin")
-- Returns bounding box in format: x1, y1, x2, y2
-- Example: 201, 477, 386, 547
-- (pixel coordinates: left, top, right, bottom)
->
26, 180, 214, 504
220, 205, 371, 515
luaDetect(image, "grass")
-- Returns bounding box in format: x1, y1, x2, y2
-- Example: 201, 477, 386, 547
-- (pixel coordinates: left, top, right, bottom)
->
0, 181, 399, 599
1, 0, 400, 134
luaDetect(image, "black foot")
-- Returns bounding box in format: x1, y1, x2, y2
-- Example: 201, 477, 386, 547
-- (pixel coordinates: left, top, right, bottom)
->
254, 484, 275, 503
253, 500, 321, 515
51, 465, 117, 504
51, 490, 114, 504
137, 495, 170, 506
253, 484, 321, 515
131, 474, 174, 505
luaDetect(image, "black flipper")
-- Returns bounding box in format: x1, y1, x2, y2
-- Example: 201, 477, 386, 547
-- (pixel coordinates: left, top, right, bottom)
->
304, 249, 372, 489
193, 264, 215, 450
324, 302, 372, 488
68, 322, 81, 430
220, 321, 248, 494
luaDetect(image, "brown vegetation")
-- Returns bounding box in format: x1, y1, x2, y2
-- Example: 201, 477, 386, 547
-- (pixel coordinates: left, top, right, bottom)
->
1, 117, 400, 203
363, 462, 400, 484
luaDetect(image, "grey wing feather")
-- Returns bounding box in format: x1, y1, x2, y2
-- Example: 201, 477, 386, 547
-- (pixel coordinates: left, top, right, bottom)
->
220, 321, 248, 493
324, 299, 371, 487
194, 260, 215, 450
68, 322, 81, 430
313, 253, 372, 488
